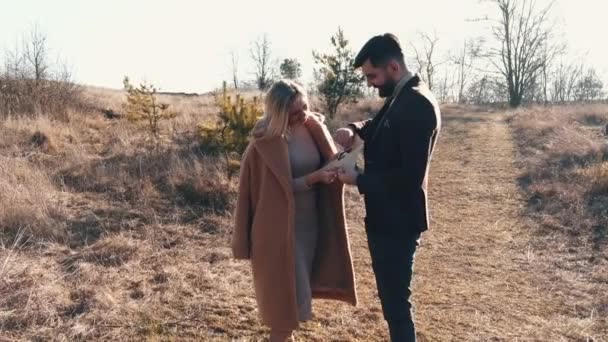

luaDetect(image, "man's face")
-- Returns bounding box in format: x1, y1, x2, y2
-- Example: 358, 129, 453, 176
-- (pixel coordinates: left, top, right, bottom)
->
361, 60, 397, 98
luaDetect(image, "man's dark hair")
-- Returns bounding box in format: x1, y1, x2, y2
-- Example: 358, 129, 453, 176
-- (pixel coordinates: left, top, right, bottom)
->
353, 33, 405, 68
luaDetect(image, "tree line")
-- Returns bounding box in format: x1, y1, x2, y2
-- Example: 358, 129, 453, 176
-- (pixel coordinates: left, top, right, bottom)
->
2, 0, 606, 122
235, 0, 605, 117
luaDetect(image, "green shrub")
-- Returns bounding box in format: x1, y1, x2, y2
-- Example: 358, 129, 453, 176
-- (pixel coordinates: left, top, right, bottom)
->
122, 76, 177, 149
199, 81, 262, 156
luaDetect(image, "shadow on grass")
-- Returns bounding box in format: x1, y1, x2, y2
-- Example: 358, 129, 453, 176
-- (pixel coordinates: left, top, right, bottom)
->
515, 144, 608, 253
49, 139, 237, 248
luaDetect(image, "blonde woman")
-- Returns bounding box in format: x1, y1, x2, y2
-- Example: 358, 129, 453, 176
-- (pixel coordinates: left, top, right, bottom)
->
232, 80, 357, 341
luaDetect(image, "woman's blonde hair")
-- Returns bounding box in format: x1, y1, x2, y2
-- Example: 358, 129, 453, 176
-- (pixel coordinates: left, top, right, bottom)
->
258, 79, 308, 139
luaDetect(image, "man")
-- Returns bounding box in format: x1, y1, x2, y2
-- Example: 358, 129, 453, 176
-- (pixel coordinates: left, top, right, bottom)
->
335, 33, 441, 342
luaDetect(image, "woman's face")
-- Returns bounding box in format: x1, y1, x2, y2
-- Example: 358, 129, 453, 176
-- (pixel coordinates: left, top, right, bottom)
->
287, 95, 308, 127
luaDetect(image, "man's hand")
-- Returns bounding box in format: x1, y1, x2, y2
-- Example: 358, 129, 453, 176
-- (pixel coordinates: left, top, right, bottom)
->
337, 166, 360, 185
334, 127, 355, 151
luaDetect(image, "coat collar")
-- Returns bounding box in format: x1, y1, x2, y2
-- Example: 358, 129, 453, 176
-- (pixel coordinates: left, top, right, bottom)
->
252, 113, 337, 196
253, 136, 293, 197
304, 113, 338, 161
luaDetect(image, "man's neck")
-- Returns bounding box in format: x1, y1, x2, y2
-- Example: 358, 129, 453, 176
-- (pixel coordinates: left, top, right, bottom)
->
394, 70, 407, 83
392, 69, 414, 98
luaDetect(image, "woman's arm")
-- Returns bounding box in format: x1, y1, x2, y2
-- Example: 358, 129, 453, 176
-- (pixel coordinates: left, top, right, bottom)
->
293, 169, 338, 192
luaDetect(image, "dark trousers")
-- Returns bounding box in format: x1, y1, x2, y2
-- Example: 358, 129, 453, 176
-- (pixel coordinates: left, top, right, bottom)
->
366, 228, 420, 342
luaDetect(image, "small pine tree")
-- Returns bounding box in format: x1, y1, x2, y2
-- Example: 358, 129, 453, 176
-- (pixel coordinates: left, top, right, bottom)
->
122, 76, 177, 149
280, 58, 302, 80
313, 27, 365, 118
199, 81, 263, 176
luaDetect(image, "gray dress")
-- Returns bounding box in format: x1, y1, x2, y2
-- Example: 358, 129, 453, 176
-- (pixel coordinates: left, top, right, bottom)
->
287, 124, 321, 322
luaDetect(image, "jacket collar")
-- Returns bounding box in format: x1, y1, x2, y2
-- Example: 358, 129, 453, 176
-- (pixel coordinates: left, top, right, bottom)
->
394, 73, 421, 99
384, 73, 422, 114
392, 70, 416, 98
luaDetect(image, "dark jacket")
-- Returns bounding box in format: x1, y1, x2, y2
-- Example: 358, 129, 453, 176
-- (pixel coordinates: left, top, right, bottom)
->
350, 74, 441, 235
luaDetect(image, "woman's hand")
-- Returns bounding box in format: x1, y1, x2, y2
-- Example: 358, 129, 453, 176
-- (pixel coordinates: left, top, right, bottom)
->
317, 169, 338, 184
306, 169, 338, 186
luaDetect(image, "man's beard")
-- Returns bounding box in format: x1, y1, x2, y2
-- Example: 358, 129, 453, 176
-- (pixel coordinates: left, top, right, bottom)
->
377, 79, 397, 98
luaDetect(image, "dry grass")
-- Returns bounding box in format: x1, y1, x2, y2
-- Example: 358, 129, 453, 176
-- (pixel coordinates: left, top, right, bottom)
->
1, 88, 606, 340
0, 156, 67, 243
510, 103, 608, 249
90, 86, 215, 114
506, 103, 608, 341
0, 78, 85, 120
315, 97, 383, 133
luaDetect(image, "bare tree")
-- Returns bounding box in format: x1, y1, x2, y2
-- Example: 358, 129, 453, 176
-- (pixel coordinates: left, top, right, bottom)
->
410, 31, 441, 91
23, 24, 49, 82
523, 73, 543, 103
551, 60, 583, 102
250, 34, 274, 91
564, 64, 583, 102
536, 37, 568, 104
1, 25, 81, 118
3, 43, 27, 80
466, 75, 508, 104
450, 39, 482, 103
574, 68, 605, 102
484, 0, 565, 107
550, 61, 566, 102
539, 48, 549, 104
229, 50, 239, 90
437, 69, 453, 103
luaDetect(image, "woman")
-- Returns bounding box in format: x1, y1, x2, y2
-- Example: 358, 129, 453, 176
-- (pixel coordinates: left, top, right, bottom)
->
232, 80, 357, 341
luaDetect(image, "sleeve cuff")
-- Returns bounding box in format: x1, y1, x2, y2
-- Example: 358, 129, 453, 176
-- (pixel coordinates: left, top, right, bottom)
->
347, 123, 358, 136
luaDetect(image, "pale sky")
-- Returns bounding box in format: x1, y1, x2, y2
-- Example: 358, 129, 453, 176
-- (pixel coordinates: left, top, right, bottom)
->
1, 0, 606, 93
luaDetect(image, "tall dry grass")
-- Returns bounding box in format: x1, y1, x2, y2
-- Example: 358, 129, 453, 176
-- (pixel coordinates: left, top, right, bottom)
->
0, 78, 86, 120
508, 103, 608, 341
312, 96, 382, 133
0, 157, 67, 243
510, 103, 608, 246
0, 86, 244, 339
1, 99, 234, 231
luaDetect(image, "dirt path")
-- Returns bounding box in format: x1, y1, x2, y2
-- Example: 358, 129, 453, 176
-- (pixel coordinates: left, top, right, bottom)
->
214, 106, 593, 341
409, 106, 570, 341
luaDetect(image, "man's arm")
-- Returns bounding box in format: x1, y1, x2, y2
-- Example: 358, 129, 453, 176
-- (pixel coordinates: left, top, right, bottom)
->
348, 119, 374, 141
